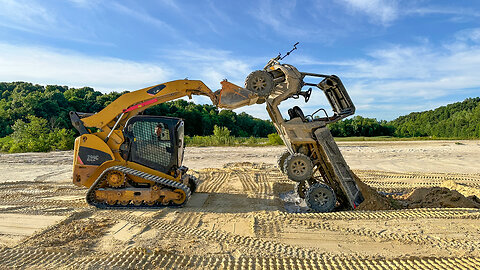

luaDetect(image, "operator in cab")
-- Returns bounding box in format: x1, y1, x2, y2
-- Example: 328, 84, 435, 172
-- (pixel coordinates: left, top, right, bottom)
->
155, 123, 163, 139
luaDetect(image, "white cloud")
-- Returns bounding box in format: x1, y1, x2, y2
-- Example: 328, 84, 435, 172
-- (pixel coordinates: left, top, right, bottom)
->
110, 2, 181, 39
280, 29, 480, 120
248, 0, 317, 38
2, 38, 478, 121
406, 6, 480, 17
0, 43, 173, 92
336, 0, 399, 26
455, 28, 480, 43
335, 45, 480, 118
156, 48, 256, 89
153, 30, 480, 120
0, 0, 54, 32
343, 44, 480, 94
0, 42, 259, 117
0, 0, 112, 46
153, 46, 272, 118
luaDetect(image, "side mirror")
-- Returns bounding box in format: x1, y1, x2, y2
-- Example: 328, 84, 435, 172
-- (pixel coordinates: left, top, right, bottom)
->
298, 88, 312, 103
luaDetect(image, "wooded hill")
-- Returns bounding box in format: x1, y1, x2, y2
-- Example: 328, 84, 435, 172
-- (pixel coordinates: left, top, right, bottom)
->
328, 97, 480, 139
0, 81, 478, 152
0, 81, 276, 137
389, 97, 480, 138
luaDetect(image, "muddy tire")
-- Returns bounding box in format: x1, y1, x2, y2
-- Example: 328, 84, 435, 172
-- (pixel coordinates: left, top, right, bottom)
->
306, 182, 336, 212
245, 70, 274, 97
283, 153, 314, 182
277, 151, 290, 174
295, 180, 309, 199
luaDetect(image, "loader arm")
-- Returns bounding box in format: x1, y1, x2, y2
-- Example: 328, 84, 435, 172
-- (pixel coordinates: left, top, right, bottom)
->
74, 80, 218, 136
71, 79, 260, 140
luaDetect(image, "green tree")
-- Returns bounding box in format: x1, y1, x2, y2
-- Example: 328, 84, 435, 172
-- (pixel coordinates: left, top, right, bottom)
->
9, 115, 74, 153
11, 115, 51, 152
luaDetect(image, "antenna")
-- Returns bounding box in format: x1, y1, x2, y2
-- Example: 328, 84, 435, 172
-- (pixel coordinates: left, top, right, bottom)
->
280, 42, 299, 60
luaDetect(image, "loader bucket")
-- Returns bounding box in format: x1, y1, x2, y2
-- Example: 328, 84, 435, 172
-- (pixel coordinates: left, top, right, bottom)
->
215, 80, 260, 110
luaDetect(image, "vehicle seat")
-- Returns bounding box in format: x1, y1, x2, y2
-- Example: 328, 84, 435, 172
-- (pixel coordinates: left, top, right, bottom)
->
288, 106, 306, 122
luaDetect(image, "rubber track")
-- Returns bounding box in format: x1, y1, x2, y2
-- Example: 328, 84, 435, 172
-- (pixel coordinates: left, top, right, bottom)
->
86, 165, 191, 209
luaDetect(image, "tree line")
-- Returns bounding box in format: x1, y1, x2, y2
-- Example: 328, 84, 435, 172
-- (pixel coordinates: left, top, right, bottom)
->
389, 97, 480, 138
328, 97, 480, 138
0, 81, 478, 152
0, 82, 276, 152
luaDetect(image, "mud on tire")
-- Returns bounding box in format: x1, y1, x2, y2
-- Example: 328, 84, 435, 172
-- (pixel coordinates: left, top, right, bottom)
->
306, 182, 336, 212
245, 70, 274, 97
277, 150, 290, 174
283, 153, 314, 182
295, 180, 309, 199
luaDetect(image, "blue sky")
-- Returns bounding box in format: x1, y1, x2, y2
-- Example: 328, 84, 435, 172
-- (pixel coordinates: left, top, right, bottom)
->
0, 0, 479, 120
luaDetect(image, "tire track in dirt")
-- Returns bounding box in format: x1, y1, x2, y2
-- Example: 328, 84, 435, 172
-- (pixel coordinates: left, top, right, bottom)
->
236, 169, 258, 193
355, 170, 480, 189
253, 217, 282, 239
171, 212, 204, 228
33, 169, 71, 182
282, 217, 480, 254
0, 194, 87, 211
255, 173, 273, 195
281, 208, 480, 220
108, 209, 480, 262
0, 248, 76, 269
97, 210, 326, 259
1, 246, 479, 269
2, 163, 480, 269
266, 169, 286, 179
196, 171, 230, 193
355, 170, 480, 181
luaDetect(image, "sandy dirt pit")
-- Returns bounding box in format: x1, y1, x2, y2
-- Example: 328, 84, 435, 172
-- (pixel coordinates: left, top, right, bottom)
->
0, 141, 479, 269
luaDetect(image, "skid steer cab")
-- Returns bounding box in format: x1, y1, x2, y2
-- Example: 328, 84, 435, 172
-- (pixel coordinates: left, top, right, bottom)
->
121, 116, 185, 176
71, 112, 196, 208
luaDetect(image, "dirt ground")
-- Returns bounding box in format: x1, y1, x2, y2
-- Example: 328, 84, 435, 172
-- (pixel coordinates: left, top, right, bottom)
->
0, 141, 479, 269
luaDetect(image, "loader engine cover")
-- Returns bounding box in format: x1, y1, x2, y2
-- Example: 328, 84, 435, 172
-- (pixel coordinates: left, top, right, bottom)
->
122, 116, 185, 175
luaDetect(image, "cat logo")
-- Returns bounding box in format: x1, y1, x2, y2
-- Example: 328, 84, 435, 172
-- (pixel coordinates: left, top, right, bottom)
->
87, 155, 99, 162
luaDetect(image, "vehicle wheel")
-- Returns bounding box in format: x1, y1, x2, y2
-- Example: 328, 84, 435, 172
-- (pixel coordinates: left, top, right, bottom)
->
133, 200, 143, 206
172, 189, 187, 205
119, 200, 130, 206
283, 153, 314, 182
305, 182, 336, 212
277, 150, 290, 174
295, 180, 309, 199
245, 70, 274, 97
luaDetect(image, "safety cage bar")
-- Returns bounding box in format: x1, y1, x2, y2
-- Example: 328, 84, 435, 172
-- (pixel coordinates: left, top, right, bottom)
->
300, 72, 355, 124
